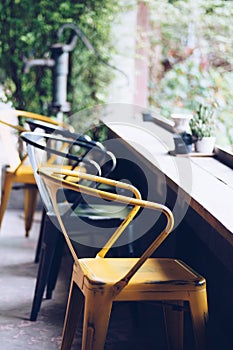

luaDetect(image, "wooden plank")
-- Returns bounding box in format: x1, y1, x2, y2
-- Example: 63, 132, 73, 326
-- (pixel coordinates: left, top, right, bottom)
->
103, 116, 233, 246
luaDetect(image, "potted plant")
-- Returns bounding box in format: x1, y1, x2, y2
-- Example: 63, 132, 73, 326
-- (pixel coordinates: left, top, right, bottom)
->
189, 104, 216, 153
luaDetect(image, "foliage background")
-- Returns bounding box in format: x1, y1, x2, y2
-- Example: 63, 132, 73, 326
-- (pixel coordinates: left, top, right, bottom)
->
147, 0, 233, 148
0, 0, 121, 115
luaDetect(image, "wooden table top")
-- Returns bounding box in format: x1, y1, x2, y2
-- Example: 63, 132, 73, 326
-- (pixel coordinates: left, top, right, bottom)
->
102, 113, 233, 246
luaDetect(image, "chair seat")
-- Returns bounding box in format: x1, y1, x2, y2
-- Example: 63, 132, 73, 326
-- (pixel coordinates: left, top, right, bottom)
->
6, 164, 35, 181
74, 203, 131, 220
78, 258, 205, 289
6, 163, 84, 183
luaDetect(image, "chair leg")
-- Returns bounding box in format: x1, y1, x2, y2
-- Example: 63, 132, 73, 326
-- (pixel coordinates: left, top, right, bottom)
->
30, 217, 59, 321
189, 288, 208, 350
34, 208, 46, 263
61, 278, 84, 350
82, 292, 113, 350
164, 301, 184, 350
46, 232, 65, 299
24, 185, 37, 237
0, 173, 13, 228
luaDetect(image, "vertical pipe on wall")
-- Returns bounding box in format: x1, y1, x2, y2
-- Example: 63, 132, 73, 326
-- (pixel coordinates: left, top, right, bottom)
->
134, 1, 150, 109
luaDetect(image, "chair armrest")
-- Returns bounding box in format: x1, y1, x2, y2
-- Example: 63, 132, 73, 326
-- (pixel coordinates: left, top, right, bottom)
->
39, 167, 174, 288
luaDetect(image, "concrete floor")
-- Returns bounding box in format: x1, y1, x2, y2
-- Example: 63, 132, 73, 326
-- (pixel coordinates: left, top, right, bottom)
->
0, 209, 64, 350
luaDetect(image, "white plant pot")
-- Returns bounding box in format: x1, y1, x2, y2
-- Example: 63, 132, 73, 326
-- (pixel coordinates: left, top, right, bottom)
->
171, 113, 192, 133
195, 137, 215, 153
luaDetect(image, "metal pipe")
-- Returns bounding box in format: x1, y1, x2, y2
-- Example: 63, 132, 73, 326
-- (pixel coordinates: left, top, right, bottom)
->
50, 44, 70, 113
23, 58, 54, 73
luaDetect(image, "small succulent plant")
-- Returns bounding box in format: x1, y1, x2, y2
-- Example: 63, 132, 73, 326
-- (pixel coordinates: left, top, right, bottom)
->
189, 104, 216, 139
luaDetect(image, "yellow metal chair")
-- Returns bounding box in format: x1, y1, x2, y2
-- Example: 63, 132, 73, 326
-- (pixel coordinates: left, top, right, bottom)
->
39, 167, 208, 350
0, 109, 70, 237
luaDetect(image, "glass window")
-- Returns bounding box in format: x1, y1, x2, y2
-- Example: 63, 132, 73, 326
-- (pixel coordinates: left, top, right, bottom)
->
147, 0, 233, 154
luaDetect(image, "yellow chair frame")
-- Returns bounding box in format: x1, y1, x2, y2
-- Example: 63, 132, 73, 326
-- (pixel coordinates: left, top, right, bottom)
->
0, 109, 69, 237
39, 167, 208, 350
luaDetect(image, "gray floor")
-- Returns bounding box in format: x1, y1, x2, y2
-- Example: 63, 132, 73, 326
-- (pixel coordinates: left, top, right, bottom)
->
0, 209, 65, 349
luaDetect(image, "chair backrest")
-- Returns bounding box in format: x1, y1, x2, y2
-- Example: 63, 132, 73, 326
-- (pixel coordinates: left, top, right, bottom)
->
39, 167, 174, 292
0, 110, 26, 169
20, 131, 117, 214
25, 118, 93, 143
10, 109, 71, 130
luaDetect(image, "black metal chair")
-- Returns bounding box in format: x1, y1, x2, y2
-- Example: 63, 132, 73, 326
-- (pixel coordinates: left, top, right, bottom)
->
21, 130, 132, 321
25, 118, 111, 263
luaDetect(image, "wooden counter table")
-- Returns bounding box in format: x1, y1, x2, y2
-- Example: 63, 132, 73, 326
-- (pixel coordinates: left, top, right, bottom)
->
101, 111, 233, 346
